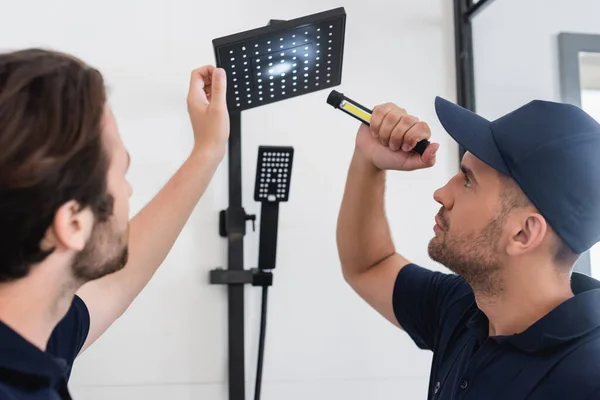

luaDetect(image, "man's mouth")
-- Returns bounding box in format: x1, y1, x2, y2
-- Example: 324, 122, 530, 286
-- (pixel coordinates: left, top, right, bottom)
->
435, 213, 446, 231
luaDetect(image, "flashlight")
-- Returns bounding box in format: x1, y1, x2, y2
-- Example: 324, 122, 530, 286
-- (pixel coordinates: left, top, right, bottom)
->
327, 90, 430, 155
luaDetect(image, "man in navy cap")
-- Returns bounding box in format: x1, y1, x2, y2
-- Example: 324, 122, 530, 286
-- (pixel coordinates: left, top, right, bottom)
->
336, 97, 600, 399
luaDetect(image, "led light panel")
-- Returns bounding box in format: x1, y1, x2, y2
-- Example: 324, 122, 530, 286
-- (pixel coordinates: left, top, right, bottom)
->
254, 146, 294, 202
213, 7, 346, 112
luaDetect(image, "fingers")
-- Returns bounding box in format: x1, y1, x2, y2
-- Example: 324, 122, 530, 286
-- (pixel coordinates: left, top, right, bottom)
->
403, 121, 431, 152
370, 103, 398, 140
405, 142, 439, 170
389, 115, 419, 151
188, 65, 227, 108
189, 66, 214, 91
371, 103, 428, 153
378, 109, 407, 147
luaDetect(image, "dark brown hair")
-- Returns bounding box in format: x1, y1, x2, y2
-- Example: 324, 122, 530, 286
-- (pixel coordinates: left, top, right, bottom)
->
0, 48, 113, 282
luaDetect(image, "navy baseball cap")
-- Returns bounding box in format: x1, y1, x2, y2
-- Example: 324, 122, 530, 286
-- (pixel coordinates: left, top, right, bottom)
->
434, 96, 600, 254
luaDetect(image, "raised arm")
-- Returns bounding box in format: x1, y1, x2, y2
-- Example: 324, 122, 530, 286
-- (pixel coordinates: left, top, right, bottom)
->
336, 103, 438, 328
76, 66, 229, 353
337, 148, 410, 327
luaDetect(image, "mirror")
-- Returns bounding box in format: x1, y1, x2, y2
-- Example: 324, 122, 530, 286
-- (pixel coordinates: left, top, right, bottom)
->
580, 52, 600, 121
559, 33, 600, 277
580, 52, 600, 278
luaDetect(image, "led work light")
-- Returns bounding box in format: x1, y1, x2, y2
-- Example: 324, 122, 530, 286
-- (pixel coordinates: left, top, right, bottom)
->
327, 89, 430, 155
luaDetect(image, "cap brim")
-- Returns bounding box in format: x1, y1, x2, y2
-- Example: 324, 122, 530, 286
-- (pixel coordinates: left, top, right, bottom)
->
435, 96, 510, 175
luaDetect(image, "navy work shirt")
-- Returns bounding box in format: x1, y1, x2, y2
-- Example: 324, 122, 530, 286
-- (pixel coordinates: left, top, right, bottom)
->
0, 295, 90, 399
394, 264, 600, 400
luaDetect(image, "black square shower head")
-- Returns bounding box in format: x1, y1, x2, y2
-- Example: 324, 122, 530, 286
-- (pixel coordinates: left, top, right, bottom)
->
213, 7, 346, 112
254, 146, 294, 203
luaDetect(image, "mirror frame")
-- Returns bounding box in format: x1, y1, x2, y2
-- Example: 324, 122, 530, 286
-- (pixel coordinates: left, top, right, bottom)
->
559, 32, 600, 106
557, 32, 600, 276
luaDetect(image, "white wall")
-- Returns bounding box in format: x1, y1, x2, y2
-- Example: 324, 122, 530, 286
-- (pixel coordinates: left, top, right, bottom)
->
473, 0, 600, 118
2, 1, 457, 399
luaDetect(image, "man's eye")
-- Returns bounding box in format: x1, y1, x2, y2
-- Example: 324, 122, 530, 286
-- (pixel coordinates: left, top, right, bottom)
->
463, 175, 471, 187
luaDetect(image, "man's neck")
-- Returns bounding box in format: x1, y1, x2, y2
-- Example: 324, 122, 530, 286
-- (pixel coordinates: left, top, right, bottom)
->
476, 268, 574, 337
0, 264, 78, 351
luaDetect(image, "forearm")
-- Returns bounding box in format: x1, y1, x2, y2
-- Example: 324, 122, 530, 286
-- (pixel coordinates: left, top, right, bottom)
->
119, 150, 220, 304
336, 148, 396, 280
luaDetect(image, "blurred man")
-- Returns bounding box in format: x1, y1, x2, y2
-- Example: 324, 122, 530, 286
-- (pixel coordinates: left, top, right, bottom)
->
337, 98, 600, 399
0, 49, 229, 399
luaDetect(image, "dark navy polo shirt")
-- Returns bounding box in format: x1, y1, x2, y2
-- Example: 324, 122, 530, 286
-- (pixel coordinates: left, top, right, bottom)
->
393, 264, 600, 400
0, 295, 90, 399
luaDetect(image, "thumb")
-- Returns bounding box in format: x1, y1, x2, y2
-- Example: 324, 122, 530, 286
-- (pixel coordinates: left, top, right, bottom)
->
404, 142, 439, 170
210, 68, 227, 107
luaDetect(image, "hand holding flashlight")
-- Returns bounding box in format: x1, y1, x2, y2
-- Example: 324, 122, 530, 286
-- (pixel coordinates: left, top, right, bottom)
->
360, 103, 439, 171
327, 90, 439, 171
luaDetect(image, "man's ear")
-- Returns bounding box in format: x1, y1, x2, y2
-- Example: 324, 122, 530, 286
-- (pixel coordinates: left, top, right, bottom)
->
506, 212, 547, 256
44, 201, 94, 252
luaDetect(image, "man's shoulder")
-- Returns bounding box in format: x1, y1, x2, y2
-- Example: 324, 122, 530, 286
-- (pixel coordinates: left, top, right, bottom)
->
0, 380, 63, 400
0, 382, 12, 400
46, 295, 90, 376
535, 333, 600, 399
399, 263, 476, 320
556, 333, 600, 371
393, 263, 477, 352
0, 382, 27, 400
398, 263, 474, 300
